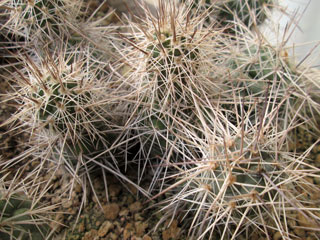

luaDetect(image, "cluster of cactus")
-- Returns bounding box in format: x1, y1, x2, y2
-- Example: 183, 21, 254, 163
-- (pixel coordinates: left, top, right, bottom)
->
1, 0, 320, 239
118, 1, 320, 239
1, 0, 147, 207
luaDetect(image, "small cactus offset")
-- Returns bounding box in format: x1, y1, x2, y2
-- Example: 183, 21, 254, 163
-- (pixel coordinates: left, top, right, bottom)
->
0, 174, 54, 240
216, 0, 274, 28
181, 0, 274, 30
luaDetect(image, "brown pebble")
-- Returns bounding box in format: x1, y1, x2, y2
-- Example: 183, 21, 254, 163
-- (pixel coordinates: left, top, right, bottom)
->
142, 235, 152, 240
288, 219, 296, 229
119, 208, 129, 217
134, 213, 144, 221
93, 177, 104, 190
315, 154, 320, 164
135, 221, 148, 237
98, 221, 113, 237
128, 183, 138, 195
78, 221, 85, 233
62, 199, 73, 209
74, 183, 83, 193
273, 231, 282, 240
106, 232, 118, 240
113, 221, 122, 235
82, 229, 98, 240
293, 227, 305, 238
297, 212, 318, 228
162, 220, 181, 240
129, 201, 143, 213
123, 223, 134, 240
103, 203, 120, 220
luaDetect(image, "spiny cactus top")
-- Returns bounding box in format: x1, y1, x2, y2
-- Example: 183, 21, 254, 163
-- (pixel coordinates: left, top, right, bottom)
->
2, 0, 65, 40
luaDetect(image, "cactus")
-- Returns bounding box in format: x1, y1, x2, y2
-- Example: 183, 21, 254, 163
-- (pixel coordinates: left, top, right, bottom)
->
180, 0, 274, 30
2, 45, 127, 198
0, 174, 53, 240
225, 42, 296, 117
0, 193, 49, 240
16, 55, 108, 155
139, 29, 201, 155
0, 0, 112, 50
1, 0, 141, 212
115, 1, 222, 188
216, 0, 273, 29
156, 116, 320, 239
1, 0, 66, 40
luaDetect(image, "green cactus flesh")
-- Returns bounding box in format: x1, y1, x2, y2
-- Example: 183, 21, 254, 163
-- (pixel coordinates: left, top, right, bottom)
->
0, 193, 50, 240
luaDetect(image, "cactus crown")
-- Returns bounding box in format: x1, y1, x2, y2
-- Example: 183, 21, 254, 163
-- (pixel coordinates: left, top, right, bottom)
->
6, 0, 65, 39
32, 75, 91, 134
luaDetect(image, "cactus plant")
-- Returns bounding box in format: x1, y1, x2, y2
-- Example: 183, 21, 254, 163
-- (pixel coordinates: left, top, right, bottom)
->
180, 0, 274, 31
114, 1, 230, 190
0, 173, 55, 240
13, 52, 111, 153
0, 0, 66, 41
0, 193, 49, 240
0, 0, 115, 52
1, 44, 130, 199
217, 0, 274, 29
156, 107, 320, 239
